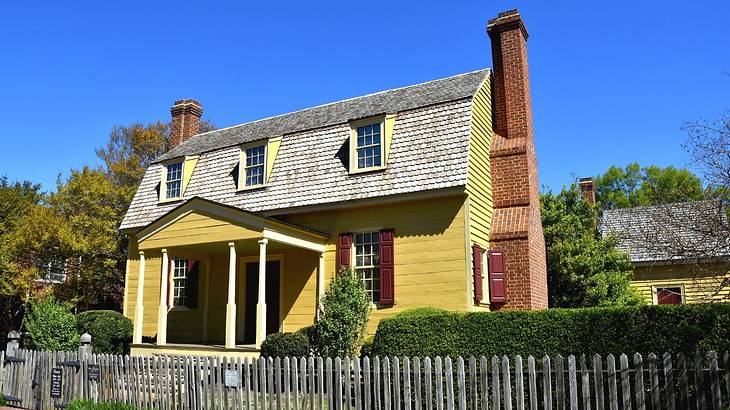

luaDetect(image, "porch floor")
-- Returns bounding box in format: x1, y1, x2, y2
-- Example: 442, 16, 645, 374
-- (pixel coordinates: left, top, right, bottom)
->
130, 342, 261, 359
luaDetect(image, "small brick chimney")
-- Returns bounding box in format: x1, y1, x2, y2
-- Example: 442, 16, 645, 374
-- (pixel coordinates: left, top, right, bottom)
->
579, 177, 596, 205
487, 10, 548, 310
170, 99, 203, 148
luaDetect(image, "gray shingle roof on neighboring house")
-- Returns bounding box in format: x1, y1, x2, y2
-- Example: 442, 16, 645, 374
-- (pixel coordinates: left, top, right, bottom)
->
601, 200, 730, 264
120, 69, 489, 230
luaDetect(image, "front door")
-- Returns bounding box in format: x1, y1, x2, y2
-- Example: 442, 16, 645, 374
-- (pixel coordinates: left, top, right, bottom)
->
243, 261, 281, 344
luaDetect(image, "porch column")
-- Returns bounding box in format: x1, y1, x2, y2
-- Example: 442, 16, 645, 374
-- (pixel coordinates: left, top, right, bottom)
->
156, 249, 169, 345
256, 238, 268, 347
317, 252, 325, 317
225, 242, 237, 348
133, 251, 145, 344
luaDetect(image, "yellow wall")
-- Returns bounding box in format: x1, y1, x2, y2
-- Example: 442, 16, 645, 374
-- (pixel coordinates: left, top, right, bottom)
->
465, 75, 494, 308
631, 262, 730, 304
279, 195, 470, 334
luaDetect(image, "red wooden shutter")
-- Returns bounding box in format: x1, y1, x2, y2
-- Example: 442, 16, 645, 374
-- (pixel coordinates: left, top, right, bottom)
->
488, 249, 507, 304
472, 244, 484, 304
186, 260, 200, 308
336, 233, 353, 270
379, 229, 395, 305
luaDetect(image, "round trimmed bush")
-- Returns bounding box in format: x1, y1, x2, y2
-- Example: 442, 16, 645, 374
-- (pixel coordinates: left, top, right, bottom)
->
24, 296, 79, 352
75, 310, 133, 354
261, 332, 310, 358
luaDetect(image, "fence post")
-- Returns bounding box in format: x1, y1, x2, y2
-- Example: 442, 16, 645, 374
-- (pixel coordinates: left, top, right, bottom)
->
78, 333, 92, 357
5, 330, 20, 357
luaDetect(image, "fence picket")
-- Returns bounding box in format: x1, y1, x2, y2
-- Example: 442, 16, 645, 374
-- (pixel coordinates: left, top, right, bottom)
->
593, 354, 604, 410
363, 356, 371, 410
393, 357, 401, 410
457, 357, 466, 410
502, 356, 512, 410
694, 352, 706, 410
662, 353, 675, 410
471, 357, 481, 410
383, 357, 391, 410
435, 357, 444, 410
709, 352, 721, 410
492, 356, 501, 410
415, 357, 423, 410
374, 357, 382, 410
445, 357, 455, 410
425, 357, 434, 410
633, 353, 645, 410
724, 351, 730, 404
543, 355, 552, 410
567, 355, 577, 410
353, 357, 362, 410
317, 357, 324, 410
555, 355, 564, 410
404, 357, 412, 410
291, 357, 299, 410
580, 355, 590, 410
606, 355, 618, 410
527, 356, 537, 410
335, 357, 343, 410
344, 357, 352, 410
677, 353, 689, 410
327, 358, 334, 410
619, 354, 631, 410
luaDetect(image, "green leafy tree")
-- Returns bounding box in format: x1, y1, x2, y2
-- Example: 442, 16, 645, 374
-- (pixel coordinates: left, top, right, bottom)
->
24, 296, 79, 351
593, 163, 706, 209
542, 184, 644, 307
315, 267, 371, 357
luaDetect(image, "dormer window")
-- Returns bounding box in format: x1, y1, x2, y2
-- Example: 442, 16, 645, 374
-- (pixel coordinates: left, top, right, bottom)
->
349, 116, 387, 173
237, 142, 268, 190
164, 162, 183, 199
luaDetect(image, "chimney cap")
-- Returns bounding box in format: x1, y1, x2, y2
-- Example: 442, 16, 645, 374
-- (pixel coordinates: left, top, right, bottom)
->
171, 99, 203, 116
487, 9, 529, 40
579, 177, 594, 184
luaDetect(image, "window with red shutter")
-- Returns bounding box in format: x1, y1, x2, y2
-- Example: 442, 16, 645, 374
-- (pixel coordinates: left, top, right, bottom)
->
488, 249, 507, 304
472, 244, 484, 304
379, 229, 395, 305
336, 233, 353, 270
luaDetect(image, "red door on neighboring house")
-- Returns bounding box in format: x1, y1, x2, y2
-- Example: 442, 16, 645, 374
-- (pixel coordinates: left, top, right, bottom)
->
656, 287, 682, 305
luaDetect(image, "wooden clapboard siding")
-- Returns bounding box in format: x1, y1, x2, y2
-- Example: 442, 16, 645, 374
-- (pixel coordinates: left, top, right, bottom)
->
280, 195, 469, 334
138, 210, 261, 250
124, 241, 163, 338
465, 74, 493, 308
631, 262, 730, 304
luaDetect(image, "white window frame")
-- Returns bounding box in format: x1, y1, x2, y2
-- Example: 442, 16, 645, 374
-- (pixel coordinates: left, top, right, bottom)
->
160, 160, 184, 202
172, 257, 188, 308
238, 142, 268, 190
651, 284, 685, 305
349, 116, 386, 174
353, 231, 382, 304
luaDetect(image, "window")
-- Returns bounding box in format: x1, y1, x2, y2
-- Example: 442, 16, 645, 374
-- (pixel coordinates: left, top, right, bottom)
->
354, 232, 381, 303
244, 145, 266, 187
356, 123, 382, 169
165, 162, 183, 199
655, 286, 683, 305
172, 257, 188, 307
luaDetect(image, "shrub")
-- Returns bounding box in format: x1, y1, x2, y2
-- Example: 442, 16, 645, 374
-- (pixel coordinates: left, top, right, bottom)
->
68, 400, 142, 410
315, 267, 371, 357
0, 394, 6, 406
296, 325, 318, 353
261, 332, 310, 358
24, 296, 79, 351
75, 310, 133, 354
370, 304, 730, 357
360, 337, 374, 357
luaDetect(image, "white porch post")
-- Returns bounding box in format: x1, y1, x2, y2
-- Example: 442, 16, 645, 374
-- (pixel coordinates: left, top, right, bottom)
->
133, 251, 145, 344
317, 252, 325, 317
255, 238, 268, 347
156, 249, 169, 345
225, 242, 237, 348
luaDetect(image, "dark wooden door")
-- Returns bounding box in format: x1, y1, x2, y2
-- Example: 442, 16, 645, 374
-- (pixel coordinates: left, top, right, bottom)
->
243, 261, 281, 343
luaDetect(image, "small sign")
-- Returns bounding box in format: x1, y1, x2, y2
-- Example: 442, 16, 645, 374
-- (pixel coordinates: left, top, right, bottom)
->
50, 368, 62, 398
88, 364, 101, 382
224, 369, 240, 388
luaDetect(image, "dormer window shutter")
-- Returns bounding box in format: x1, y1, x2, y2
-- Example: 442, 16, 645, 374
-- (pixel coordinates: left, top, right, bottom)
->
472, 244, 484, 303
379, 229, 395, 305
488, 249, 507, 304
186, 260, 200, 309
336, 233, 353, 269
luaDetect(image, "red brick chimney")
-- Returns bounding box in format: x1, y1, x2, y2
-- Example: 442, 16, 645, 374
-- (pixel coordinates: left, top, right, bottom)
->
170, 99, 203, 148
579, 177, 596, 205
487, 10, 548, 309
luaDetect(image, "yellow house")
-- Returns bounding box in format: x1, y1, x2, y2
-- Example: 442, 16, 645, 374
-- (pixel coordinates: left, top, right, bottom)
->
600, 199, 730, 305
120, 10, 548, 357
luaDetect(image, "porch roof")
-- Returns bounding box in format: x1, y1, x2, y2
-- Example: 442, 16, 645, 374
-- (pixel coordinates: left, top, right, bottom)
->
133, 197, 329, 253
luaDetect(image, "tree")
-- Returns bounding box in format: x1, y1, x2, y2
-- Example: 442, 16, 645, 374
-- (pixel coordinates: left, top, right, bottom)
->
541, 184, 644, 307
593, 163, 706, 209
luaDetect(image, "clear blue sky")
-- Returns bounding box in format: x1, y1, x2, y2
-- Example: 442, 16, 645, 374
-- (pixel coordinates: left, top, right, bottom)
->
1, 1, 728, 192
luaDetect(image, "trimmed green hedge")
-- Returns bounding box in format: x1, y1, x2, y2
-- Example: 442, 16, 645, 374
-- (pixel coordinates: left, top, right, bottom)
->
261, 332, 310, 358
370, 304, 730, 357
75, 310, 133, 355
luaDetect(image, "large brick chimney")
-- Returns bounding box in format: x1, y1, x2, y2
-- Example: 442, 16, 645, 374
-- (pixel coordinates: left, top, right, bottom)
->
487, 10, 548, 309
170, 99, 203, 148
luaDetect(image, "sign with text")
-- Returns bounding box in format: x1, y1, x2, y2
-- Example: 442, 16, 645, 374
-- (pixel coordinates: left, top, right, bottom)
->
50, 368, 62, 398
88, 364, 101, 382
224, 370, 240, 388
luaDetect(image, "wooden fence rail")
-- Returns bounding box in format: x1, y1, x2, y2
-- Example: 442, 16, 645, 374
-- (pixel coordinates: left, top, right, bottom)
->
1, 349, 729, 410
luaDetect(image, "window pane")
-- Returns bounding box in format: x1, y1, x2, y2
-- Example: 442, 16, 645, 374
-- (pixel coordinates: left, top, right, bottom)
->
354, 232, 381, 303
244, 145, 266, 186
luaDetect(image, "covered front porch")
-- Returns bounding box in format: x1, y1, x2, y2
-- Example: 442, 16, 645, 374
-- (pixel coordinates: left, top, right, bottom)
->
127, 197, 329, 356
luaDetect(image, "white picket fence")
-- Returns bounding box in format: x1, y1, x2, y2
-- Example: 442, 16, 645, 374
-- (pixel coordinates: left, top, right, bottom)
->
1, 349, 729, 409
